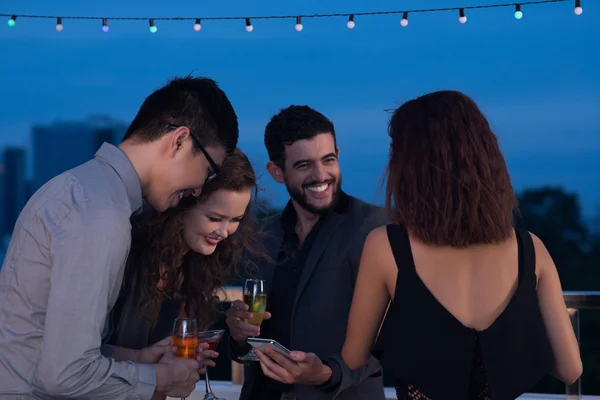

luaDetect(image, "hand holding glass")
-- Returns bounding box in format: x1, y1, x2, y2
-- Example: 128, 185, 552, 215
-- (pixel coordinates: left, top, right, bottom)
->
171, 318, 199, 400
197, 329, 225, 400
238, 279, 267, 362
172, 318, 199, 359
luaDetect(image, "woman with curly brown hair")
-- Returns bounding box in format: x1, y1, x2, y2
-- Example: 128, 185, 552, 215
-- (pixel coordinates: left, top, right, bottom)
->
340, 90, 582, 399
106, 148, 262, 397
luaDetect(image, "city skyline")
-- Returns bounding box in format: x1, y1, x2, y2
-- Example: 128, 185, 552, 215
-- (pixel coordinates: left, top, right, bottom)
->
0, 114, 598, 221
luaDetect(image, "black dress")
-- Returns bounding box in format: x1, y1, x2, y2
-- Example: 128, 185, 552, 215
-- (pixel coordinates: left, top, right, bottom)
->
372, 225, 555, 400
106, 258, 182, 351
106, 206, 182, 350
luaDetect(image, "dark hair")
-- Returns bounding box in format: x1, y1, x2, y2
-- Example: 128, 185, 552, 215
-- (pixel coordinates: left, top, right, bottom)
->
134, 149, 262, 329
264, 105, 336, 167
123, 75, 238, 153
385, 90, 517, 247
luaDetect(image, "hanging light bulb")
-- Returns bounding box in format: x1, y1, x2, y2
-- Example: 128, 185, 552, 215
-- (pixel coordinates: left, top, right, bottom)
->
56, 17, 63, 31
458, 8, 467, 23
514, 4, 523, 19
347, 14, 355, 29
101, 18, 109, 32
574, 0, 583, 15
193, 18, 202, 31
149, 19, 157, 33
245, 18, 253, 32
7, 15, 16, 27
400, 12, 409, 27
295, 16, 303, 31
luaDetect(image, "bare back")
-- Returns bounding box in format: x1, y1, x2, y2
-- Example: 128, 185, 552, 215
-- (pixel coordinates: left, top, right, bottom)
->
344, 224, 582, 399
404, 234, 521, 331
369, 226, 582, 385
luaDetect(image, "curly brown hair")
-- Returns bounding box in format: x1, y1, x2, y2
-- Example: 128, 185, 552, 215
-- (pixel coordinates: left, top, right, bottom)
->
385, 90, 517, 247
132, 149, 262, 329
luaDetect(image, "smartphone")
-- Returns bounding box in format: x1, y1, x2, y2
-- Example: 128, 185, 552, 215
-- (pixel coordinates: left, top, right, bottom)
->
247, 338, 292, 359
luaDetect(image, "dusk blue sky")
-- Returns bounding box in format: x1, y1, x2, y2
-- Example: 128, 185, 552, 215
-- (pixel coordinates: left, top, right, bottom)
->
0, 0, 598, 216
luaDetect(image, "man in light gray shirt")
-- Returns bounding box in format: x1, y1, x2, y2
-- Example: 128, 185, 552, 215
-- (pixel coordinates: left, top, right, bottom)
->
0, 76, 239, 399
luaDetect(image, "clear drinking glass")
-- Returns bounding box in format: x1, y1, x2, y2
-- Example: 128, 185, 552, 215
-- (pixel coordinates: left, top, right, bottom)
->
197, 329, 226, 400
172, 318, 199, 400
243, 279, 267, 326
238, 279, 267, 362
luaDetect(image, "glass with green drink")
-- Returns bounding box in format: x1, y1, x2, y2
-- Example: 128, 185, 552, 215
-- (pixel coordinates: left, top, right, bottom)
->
239, 279, 266, 362
243, 279, 267, 326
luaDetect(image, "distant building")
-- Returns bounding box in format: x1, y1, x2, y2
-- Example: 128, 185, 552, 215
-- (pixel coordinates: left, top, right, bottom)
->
25, 180, 34, 200
0, 161, 4, 237
32, 115, 127, 191
588, 214, 600, 235
2, 148, 27, 235
0, 234, 10, 269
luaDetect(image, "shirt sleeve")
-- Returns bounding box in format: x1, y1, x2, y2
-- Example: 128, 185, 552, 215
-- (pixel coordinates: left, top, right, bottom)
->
316, 354, 382, 395
228, 335, 254, 365
34, 202, 156, 399
316, 206, 389, 395
314, 357, 342, 392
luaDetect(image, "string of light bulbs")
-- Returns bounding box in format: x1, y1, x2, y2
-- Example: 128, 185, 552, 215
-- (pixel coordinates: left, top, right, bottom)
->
2, 0, 583, 33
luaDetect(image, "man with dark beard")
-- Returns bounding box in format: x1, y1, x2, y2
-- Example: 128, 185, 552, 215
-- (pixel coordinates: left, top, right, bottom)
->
226, 105, 388, 400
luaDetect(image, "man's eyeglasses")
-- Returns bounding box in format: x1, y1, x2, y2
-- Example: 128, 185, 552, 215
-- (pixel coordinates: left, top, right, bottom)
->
167, 124, 220, 182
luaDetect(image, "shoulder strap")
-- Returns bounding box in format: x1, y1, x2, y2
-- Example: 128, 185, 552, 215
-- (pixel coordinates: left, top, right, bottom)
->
515, 228, 536, 280
386, 224, 416, 274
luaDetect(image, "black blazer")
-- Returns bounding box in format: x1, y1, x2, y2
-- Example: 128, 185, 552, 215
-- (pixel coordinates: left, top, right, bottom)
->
230, 194, 389, 400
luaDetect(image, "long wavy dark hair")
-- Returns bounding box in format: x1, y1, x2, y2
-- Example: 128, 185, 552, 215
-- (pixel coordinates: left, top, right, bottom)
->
385, 90, 517, 247
131, 149, 262, 329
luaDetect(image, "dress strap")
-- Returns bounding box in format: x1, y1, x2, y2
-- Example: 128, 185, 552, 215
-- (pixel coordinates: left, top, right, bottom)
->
515, 228, 536, 282
386, 224, 416, 274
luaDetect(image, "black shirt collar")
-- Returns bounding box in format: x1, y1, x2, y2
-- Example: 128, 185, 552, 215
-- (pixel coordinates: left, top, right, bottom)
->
280, 191, 350, 233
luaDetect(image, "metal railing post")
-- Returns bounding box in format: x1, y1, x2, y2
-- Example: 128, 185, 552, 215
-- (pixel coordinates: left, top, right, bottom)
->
563, 291, 600, 399
566, 308, 581, 400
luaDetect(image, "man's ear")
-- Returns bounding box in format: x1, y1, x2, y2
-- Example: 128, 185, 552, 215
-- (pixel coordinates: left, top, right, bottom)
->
335, 146, 340, 159
167, 126, 192, 158
266, 161, 285, 184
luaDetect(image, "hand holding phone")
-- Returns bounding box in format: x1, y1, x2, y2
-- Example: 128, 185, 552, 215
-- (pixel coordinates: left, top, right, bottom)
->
247, 338, 292, 360
247, 340, 333, 387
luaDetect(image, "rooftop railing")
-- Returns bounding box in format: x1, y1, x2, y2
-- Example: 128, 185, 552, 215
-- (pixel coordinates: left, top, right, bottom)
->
563, 291, 600, 399
216, 287, 600, 400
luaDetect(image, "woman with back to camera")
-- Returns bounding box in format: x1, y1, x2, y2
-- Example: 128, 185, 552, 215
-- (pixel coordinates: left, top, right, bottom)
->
340, 90, 582, 399
107, 149, 264, 399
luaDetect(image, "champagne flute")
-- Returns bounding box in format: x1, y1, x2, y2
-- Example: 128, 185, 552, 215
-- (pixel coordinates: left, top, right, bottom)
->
172, 318, 198, 400
239, 279, 267, 361
197, 329, 225, 400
